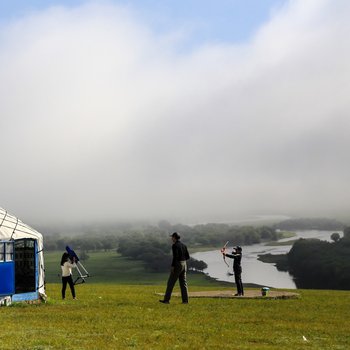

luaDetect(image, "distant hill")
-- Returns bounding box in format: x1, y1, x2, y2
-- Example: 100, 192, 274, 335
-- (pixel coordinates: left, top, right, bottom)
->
275, 218, 344, 231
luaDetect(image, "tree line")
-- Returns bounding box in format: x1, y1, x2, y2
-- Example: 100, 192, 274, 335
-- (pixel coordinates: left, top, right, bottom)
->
43, 218, 350, 285
114, 224, 278, 272
43, 221, 280, 273
117, 234, 207, 272
262, 227, 350, 290
43, 221, 280, 253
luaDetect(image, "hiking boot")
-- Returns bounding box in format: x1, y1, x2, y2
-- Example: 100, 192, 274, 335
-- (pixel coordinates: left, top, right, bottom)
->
159, 300, 169, 304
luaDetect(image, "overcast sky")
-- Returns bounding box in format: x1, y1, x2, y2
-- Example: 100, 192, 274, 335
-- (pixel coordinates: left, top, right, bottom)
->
1, 0, 350, 225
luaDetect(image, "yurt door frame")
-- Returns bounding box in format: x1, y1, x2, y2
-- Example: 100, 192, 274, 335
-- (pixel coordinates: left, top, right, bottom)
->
12, 238, 39, 301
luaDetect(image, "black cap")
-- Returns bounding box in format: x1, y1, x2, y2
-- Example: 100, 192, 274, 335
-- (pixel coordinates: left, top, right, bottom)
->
234, 246, 242, 251
170, 232, 181, 240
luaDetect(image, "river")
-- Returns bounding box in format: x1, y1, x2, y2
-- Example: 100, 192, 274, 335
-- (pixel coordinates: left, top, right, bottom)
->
191, 230, 342, 289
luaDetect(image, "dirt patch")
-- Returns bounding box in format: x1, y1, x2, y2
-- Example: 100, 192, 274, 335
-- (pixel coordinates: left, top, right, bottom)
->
157, 289, 300, 300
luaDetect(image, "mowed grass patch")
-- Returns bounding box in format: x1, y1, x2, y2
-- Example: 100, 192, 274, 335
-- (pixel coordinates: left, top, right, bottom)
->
1, 284, 349, 350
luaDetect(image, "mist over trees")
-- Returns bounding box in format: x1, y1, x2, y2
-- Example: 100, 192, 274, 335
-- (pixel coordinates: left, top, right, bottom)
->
43, 221, 280, 253
43, 221, 280, 273
274, 218, 344, 231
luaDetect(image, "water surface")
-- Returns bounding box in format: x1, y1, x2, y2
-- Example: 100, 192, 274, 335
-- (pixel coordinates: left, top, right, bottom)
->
191, 230, 342, 289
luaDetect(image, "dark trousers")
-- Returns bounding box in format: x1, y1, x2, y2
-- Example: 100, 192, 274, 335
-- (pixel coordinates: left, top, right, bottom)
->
62, 275, 76, 299
234, 272, 244, 295
164, 261, 188, 302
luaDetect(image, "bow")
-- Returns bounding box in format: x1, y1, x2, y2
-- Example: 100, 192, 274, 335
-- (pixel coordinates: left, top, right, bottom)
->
220, 241, 229, 267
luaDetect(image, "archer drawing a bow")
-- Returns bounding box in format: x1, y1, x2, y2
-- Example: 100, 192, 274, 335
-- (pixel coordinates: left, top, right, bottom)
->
220, 241, 229, 267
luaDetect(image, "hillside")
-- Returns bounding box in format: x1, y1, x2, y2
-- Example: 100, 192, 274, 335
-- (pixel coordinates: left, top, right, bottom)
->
1, 284, 349, 349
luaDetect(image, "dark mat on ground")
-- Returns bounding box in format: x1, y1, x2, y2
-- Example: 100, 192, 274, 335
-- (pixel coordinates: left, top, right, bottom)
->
157, 289, 300, 299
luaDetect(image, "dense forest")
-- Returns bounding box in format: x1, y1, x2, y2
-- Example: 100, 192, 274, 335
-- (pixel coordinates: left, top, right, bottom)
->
260, 227, 350, 290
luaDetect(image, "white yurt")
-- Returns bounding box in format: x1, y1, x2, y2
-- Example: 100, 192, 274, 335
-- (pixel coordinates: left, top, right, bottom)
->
0, 207, 46, 303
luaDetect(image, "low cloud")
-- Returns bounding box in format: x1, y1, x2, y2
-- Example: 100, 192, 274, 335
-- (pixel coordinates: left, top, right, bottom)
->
1, 0, 350, 224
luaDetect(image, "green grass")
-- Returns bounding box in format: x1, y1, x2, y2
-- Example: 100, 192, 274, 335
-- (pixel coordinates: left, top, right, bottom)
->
45, 250, 167, 284
5, 250, 346, 349
44, 250, 224, 286
1, 284, 349, 349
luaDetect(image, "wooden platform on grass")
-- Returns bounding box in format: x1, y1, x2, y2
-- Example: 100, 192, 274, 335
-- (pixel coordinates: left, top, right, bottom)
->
157, 289, 300, 300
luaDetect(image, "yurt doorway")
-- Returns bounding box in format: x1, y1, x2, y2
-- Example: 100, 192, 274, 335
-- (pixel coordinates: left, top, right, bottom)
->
14, 239, 36, 294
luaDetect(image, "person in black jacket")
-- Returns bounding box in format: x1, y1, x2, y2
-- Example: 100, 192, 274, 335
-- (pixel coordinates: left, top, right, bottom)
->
159, 232, 190, 304
223, 246, 244, 296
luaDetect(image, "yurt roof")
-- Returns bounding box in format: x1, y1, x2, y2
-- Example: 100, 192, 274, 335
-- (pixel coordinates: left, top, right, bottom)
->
0, 207, 43, 242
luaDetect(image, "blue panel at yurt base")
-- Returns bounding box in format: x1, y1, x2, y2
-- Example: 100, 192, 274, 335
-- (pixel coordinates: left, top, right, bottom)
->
12, 291, 39, 302
0, 262, 15, 296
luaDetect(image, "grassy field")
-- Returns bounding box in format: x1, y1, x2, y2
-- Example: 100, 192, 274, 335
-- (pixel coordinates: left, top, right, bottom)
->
44, 250, 168, 284
44, 250, 226, 286
2, 250, 349, 349
1, 284, 350, 350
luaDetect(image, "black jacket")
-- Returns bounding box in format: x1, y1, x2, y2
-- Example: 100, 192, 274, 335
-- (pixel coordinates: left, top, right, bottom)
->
171, 240, 190, 267
225, 252, 242, 273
